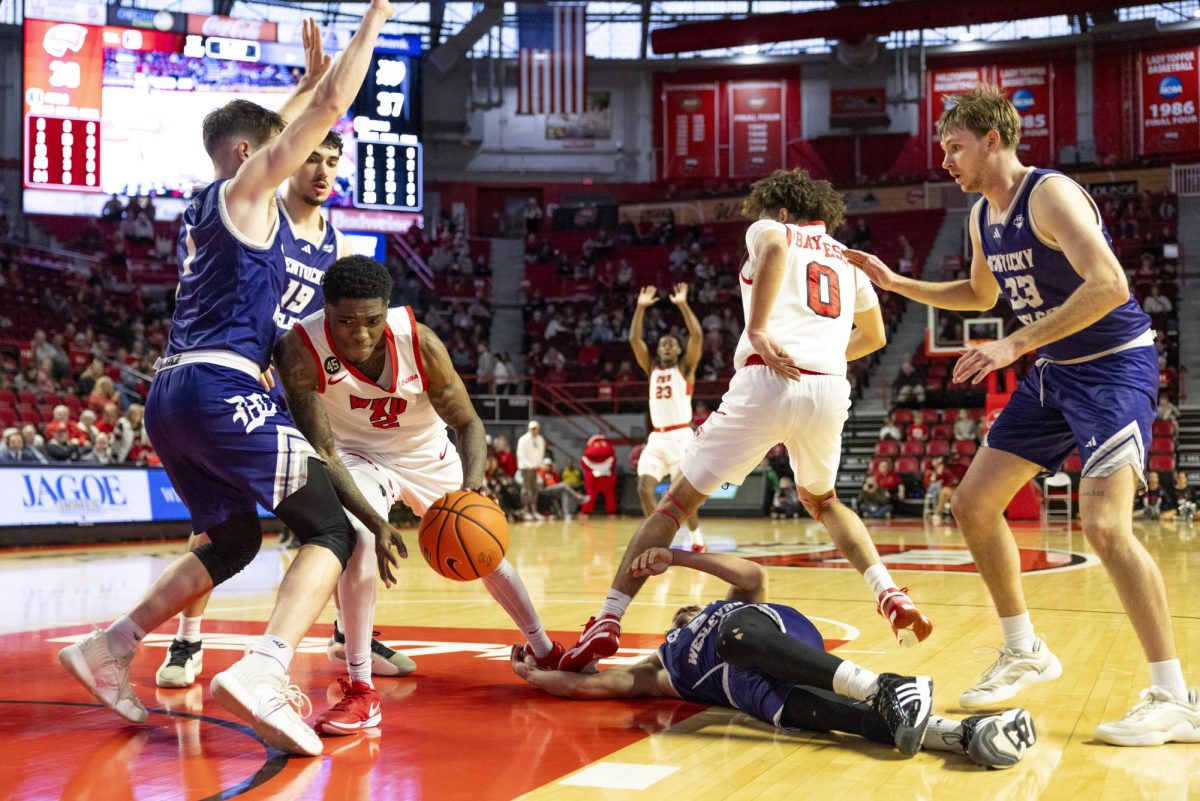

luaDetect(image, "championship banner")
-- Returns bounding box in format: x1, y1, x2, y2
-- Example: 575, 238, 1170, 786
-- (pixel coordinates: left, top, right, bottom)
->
728, 80, 785, 178
1140, 47, 1200, 155
927, 67, 992, 169
998, 64, 1054, 165
662, 83, 719, 179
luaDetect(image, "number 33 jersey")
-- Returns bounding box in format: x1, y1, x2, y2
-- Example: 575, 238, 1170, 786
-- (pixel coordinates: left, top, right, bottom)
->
734, 219, 878, 376
294, 307, 448, 457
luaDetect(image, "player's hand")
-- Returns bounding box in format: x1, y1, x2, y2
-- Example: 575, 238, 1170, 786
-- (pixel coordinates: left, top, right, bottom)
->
295, 18, 332, 92
370, 520, 408, 587
511, 644, 535, 679
629, 546, 673, 577
467, 482, 500, 505
368, 0, 396, 19
747, 329, 804, 381
258, 366, 276, 392
952, 337, 1021, 385
636, 286, 658, 308
845, 249, 899, 292
670, 283, 689, 305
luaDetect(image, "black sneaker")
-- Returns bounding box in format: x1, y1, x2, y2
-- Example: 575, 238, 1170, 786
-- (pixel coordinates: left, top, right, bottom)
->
155, 638, 204, 688
326, 621, 416, 676
962, 708, 1037, 769
870, 673, 932, 756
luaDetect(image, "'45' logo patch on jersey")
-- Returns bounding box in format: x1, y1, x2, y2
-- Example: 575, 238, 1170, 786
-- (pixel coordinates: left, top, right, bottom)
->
225, 393, 278, 434
324, 356, 342, 375
350, 395, 408, 429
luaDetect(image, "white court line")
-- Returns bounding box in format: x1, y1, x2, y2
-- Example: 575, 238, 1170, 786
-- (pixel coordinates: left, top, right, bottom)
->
559, 762, 679, 790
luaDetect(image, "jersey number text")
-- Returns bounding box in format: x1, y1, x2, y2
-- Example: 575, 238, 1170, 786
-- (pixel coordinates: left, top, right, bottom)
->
806, 262, 842, 319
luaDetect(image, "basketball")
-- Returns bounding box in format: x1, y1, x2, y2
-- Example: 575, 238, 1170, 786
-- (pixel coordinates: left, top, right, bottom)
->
418, 490, 509, 581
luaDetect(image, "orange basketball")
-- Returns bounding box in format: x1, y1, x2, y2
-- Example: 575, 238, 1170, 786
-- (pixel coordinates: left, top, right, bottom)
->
418, 489, 509, 581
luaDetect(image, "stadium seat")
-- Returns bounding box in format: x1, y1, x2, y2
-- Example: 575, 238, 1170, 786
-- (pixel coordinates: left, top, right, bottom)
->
17, 391, 37, 406
874, 440, 899, 457
41, 392, 62, 406
1148, 455, 1176, 472
891, 409, 913, 424
1150, 437, 1176, 455
925, 440, 950, 457
0, 390, 16, 407
17, 405, 40, 424
1152, 419, 1176, 437
896, 456, 920, 475
953, 440, 977, 456
63, 395, 82, 412
0, 408, 16, 429
900, 441, 925, 456
931, 423, 953, 439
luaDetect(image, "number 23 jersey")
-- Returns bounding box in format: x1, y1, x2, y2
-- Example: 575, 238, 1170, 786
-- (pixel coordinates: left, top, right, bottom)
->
293, 307, 448, 457
734, 219, 878, 376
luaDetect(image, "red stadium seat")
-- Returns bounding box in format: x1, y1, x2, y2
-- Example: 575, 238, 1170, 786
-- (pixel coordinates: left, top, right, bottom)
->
891, 409, 913, 424
1062, 454, 1082, 472
63, 395, 82, 412
953, 440, 978, 456
896, 457, 920, 475
874, 440, 899, 457
931, 423, 953, 440
1150, 438, 1176, 455
925, 439, 951, 457
38, 405, 57, 422
17, 391, 37, 406
1151, 420, 1176, 437
17, 405, 40, 424
0, 408, 16, 429
1148, 455, 1176, 472
900, 441, 925, 456
0, 390, 15, 407
41, 392, 62, 406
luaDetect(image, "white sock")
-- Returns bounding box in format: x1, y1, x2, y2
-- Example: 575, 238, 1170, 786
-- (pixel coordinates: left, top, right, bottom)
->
482, 559, 554, 658
1149, 658, 1189, 701
347, 651, 373, 686
999, 613, 1035, 652
863, 563, 897, 598
599, 589, 633, 621
921, 716, 965, 752
249, 634, 293, 675
105, 616, 145, 659
831, 660, 879, 702
177, 615, 203, 643
688, 526, 705, 546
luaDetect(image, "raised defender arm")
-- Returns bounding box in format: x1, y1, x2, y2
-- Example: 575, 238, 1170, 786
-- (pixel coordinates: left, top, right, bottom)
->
418, 323, 486, 491
274, 18, 332, 123
629, 286, 657, 374
629, 547, 768, 605
512, 648, 671, 699
225, 0, 394, 217
274, 329, 408, 584
670, 282, 703, 381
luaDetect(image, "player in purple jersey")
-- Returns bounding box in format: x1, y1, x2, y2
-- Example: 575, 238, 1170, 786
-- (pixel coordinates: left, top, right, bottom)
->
848, 83, 1200, 746
57, 7, 403, 757
512, 547, 1036, 769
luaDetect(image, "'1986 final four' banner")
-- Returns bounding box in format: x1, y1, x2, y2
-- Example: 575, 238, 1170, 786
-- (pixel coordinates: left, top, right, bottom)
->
727, 80, 786, 178
1140, 47, 1200, 155
662, 83, 719, 179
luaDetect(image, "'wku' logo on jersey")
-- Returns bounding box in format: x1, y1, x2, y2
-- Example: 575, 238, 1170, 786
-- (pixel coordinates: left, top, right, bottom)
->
350, 395, 408, 429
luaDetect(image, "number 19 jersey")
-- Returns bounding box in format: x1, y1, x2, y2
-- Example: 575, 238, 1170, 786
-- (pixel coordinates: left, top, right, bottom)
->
733, 219, 878, 376
273, 202, 349, 337
293, 307, 447, 457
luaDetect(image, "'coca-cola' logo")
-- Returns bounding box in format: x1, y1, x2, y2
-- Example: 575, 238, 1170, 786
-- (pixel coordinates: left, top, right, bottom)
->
187, 14, 276, 41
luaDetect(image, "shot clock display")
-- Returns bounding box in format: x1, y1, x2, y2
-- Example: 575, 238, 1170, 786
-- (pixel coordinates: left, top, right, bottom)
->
351, 37, 424, 212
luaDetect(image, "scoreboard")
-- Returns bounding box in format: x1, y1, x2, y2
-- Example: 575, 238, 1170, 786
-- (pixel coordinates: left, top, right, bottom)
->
351, 36, 424, 212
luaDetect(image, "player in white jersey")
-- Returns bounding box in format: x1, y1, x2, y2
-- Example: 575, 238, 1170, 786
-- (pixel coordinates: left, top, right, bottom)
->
274, 255, 563, 734
561, 169, 932, 672
629, 283, 705, 551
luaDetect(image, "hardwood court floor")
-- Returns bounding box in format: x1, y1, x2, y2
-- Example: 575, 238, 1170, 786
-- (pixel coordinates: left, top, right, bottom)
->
1, 515, 1199, 800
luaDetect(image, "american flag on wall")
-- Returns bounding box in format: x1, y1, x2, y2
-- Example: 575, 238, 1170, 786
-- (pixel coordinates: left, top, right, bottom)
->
516, 3, 587, 115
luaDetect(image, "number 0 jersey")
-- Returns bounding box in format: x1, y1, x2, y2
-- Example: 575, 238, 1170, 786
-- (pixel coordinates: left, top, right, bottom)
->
293, 307, 447, 456
977, 168, 1151, 362
734, 219, 879, 376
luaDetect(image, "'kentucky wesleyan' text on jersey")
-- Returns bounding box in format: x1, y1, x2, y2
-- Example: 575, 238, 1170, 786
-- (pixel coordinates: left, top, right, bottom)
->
978, 168, 1150, 362
273, 202, 347, 336
169, 180, 284, 369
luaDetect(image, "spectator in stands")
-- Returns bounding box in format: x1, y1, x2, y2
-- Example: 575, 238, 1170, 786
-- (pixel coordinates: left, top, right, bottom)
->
32, 330, 68, 379
44, 405, 83, 445
96, 402, 120, 434
615, 360, 637, 385
1168, 471, 1197, 523
76, 359, 105, 397
523, 198, 543, 236
0, 431, 46, 463
893, 359, 926, 404
79, 432, 114, 465
518, 420, 547, 520
896, 235, 916, 276
849, 218, 874, 252
87, 375, 121, 415
493, 436, 518, 478
1142, 284, 1173, 315
875, 457, 904, 502
668, 243, 689, 272
111, 402, 146, 463
771, 477, 801, 519
100, 194, 124, 223
1157, 391, 1180, 434
857, 477, 893, 521
953, 408, 978, 442
77, 409, 100, 443
924, 455, 956, 523
907, 410, 929, 442
493, 352, 516, 394
13, 364, 38, 394
615, 259, 634, 289
561, 460, 585, 494
35, 357, 58, 396
537, 457, 588, 519
45, 427, 82, 462
473, 345, 494, 394
20, 423, 45, 453
1137, 471, 1168, 520
878, 411, 902, 441
692, 401, 711, 427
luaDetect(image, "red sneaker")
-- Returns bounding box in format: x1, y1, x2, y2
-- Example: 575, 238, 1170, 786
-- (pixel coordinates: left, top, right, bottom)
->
314, 679, 382, 736
690, 543, 708, 553
876, 587, 932, 647
531, 641, 566, 670
558, 615, 621, 672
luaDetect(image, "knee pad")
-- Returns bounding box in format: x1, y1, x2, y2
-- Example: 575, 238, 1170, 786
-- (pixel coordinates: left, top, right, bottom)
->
273, 457, 355, 569
194, 512, 263, 586
715, 606, 776, 665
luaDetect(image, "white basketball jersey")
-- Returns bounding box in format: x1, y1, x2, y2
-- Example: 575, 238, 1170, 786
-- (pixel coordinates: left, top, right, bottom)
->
294, 306, 447, 456
648, 366, 692, 429
733, 219, 879, 377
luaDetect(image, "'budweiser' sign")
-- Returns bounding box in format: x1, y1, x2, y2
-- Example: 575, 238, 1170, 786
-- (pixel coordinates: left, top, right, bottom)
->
186, 14, 277, 41
330, 208, 422, 234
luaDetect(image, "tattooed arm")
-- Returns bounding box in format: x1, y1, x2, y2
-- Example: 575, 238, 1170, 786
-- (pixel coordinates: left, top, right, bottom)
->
418, 323, 487, 491
274, 329, 408, 583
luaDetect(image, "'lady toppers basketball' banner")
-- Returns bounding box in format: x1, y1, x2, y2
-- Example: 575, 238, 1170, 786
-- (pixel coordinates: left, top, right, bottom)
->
998, 64, 1054, 165
1140, 47, 1200, 155
727, 80, 786, 178
662, 83, 719, 179
927, 66, 991, 169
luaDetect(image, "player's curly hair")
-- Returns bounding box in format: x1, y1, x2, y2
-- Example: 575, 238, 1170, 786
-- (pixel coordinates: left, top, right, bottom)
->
741, 169, 845, 231
321, 130, 344, 154
936, 82, 1022, 150
201, 99, 285, 157
323, 256, 393, 304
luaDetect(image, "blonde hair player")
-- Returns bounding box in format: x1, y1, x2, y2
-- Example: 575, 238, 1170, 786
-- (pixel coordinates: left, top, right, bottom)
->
559, 169, 932, 672
629, 282, 705, 552
848, 83, 1199, 746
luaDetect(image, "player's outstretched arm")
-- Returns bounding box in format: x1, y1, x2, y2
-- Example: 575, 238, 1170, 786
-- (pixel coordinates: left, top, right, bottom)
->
226, 0, 394, 213
745, 227, 802, 380
512, 647, 669, 699
274, 329, 409, 583
629, 286, 656, 374
629, 547, 768, 604
275, 18, 332, 123
418, 323, 487, 491
670, 283, 703, 379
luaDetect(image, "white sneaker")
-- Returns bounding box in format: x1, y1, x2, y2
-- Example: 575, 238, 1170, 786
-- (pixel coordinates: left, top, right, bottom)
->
156, 639, 204, 688
962, 708, 1037, 768
1095, 687, 1200, 746
959, 637, 1062, 709
58, 629, 148, 723
210, 656, 322, 756
326, 622, 417, 676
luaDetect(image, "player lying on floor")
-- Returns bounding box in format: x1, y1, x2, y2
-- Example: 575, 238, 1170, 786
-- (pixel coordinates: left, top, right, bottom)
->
512, 548, 1037, 768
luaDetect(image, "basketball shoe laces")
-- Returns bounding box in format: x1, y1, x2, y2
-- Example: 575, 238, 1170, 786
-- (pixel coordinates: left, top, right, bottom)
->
871, 677, 923, 734
1117, 687, 1180, 722
972, 645, 1026, 686
165, 639, 201, 668
261, 674, 312, 720
328, 678, 371, 714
